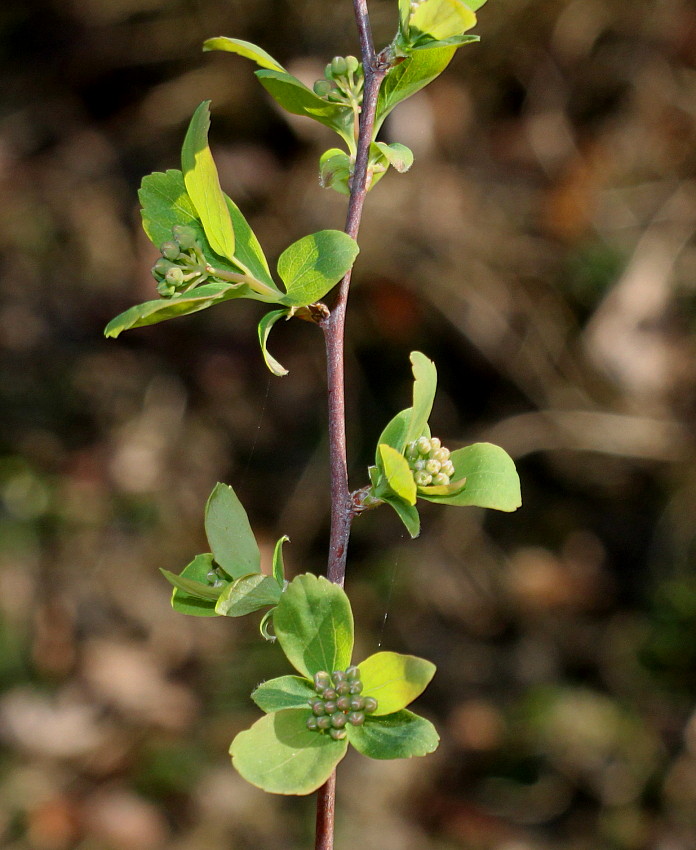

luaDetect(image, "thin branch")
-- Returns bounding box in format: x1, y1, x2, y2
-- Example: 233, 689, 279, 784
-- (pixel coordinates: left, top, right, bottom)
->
315, 2, 389, 848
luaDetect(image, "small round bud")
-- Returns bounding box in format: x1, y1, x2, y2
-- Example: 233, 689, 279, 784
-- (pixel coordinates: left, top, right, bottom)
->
165, 266, 185, 286
332, 670, 347, 685
425, 459, 441, 474
160, 241, 181, 261
314, 671, 331, 691
153, 258, 175, 277
337, 696, 352, 712
206, 569, 218, 582
348, 681, 363, 695
336, 682, 350, 696
156, 279, 176, 298
432, 473, 450, 486
363, 697, 378, 714
313, 79, 334, 97
306, 716, 319, 731
329, 727, 347, 740
412, 459, 426, 472
442, 460, 455, 477
405, 442, 419, 461
430, 437, 442, 450
324, 62, 334, 80
331, 56, 348, 76
322, 688, 337, 701
349, 696, 365, 711
312, 701, 326, 716
316, 716, 332, 730
330, 712, 347, 729
433, 446, 450, 462
346, 666, 361, 680
347, 711, 365, 726
172, 224, 198, 251
324, 700, 337, 715
345, 55, 359, 74
417, 436, 432, 455
414, 471, 432, 487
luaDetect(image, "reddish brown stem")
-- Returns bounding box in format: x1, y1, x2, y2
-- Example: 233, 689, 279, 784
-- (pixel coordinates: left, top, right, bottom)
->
315, 2, 388, 848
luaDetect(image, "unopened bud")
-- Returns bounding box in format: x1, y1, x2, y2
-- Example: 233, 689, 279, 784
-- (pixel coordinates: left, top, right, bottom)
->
330, 56, 348, 76
172, 224, 198, 251
329, 727, 347, 740
363, 697, 378, 714
314, 671, 331, 692
153, 258, 175, 277
416, 436, 431, 455
347, 711, 365, 726
431, 472, 450, 486
345, 55, 359, 75
414, 470, 432, 487
313, 79, 334, 97
165, 266, 185, 286
160, 241, 181, 261
156, 279, 176, 298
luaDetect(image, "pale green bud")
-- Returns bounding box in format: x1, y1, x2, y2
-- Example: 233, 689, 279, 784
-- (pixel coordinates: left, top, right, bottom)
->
172, 224, 198, 251
313, 79, 334, 97
160, 241, 181, 261
345, 55, 359, 75
442, 460, 455, 477
416, 436, 431, 455
430, 437, 442, 450
414, 470, 432, 487
425, 459, 441, 474
330, 56, 348, 76
165, 266, 185, 286
431, 473, 450, 486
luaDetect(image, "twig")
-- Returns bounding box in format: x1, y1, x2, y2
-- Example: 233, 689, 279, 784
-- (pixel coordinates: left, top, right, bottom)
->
316, 1, 388, 847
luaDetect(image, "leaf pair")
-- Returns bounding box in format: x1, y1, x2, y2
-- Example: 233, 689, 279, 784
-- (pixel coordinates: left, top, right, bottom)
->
105, 102, 359, 376
368, 352, 521, 537
160, 483, 287, 635
230, 574, 439, 794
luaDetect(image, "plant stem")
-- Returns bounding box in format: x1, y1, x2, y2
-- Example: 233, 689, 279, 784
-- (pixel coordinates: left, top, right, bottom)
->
316, 1, 387, 847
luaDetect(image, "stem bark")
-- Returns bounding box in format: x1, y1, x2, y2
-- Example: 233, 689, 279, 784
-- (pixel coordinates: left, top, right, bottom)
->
315, 1, 387, 846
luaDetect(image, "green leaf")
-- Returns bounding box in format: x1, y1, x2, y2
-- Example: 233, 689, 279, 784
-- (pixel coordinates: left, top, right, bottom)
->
277, 230, 359, 307
319, 148, 352, 194
258, 309, 289, 376
461, 0, 488, 11
202, 37, 286, 72
274, 574, 354, 679
160, 568, 223, 601
224, 195, 275, 287
104, 282, 244, 338
421, 442, 521, 510
398, 0, 412, 37
359, 651, 436, 715
230, 709, 347, 795
215, 574, 282, 617
383, 495, 421, 539
272, 535, 289, 586
375, 410, 423, 465
409, 0, 477, 44
138, 169, 201, 248
252, 675, 315, 712
181, 101, 235, 260
255, 70, 355, 145
376, 47, 457, 133
411, 33, 479, 50
169, 553, 218, 617
374, 142, 414, 173
204, 483, 261, 578
378, 444, 417, 505
404, 351, 437, 447
347, 710, 439, 759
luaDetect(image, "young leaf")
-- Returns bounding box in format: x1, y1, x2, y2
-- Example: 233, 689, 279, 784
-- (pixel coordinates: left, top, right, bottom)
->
169, 553, 218, 617
252, 675, 316, 713
160, 568, 223, 601
319, 148, 352, 194
104, 282, 244, 338
204, 483, 261, 578
404, 351, 437, 447
203, 37, 286, 72
273, 574, 354, 679
461, 0, 488, 10
359, 651, 436, 715
255, 70, 355, 145
272, 535, 289, 587
374, 142, 414, 173
346, 710, 439, 759
181, 101, 236, 260
231, 710, 347, 795
398, 0, 412, 37
215, 574, 282, 617
378, 444, 417, 505
409, 0, 477, 45
383, 495, 421, 539
258, 309, 290, 376
224, 195, 275, 288
277, 230, 359, 307
411, 33, 479, 50
138, 169, 202, 248
422, 442, 521, 510
375, 46, 457, 133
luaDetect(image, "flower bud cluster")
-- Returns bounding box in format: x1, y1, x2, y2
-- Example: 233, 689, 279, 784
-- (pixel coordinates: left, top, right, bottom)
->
151, 225, 214, 298
205, 565, 227, 589
306, 666, 378, 740
313, 55, 363, 107
405, 436, 455, 488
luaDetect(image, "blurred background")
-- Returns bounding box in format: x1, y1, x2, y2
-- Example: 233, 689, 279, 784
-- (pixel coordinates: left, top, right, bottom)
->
1, 0, 696, 848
